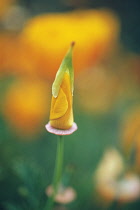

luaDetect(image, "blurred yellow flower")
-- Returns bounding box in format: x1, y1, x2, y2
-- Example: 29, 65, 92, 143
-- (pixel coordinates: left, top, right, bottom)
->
94, 148, 123, 203
94, 149, 124, 183
19, 9, 119, 80
3, 78, 50, 136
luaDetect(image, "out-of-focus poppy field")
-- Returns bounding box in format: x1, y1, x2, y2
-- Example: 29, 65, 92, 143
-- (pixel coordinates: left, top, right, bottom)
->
0, 0, 140, 209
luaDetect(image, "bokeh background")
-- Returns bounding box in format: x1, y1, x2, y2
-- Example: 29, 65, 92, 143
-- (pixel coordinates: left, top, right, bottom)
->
0, 0, 140, 209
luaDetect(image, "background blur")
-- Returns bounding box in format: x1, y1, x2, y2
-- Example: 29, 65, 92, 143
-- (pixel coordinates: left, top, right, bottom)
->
0, 0, 140, 209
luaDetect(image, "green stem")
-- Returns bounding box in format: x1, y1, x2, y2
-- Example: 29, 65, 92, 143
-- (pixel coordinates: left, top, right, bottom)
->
44, 136, 64, 210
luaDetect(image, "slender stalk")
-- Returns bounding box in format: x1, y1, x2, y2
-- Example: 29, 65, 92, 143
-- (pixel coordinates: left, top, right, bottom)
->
44, 136, 64, 210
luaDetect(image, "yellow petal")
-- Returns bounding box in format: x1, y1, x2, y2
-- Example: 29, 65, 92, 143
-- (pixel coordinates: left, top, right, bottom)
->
50, 88, 68, 120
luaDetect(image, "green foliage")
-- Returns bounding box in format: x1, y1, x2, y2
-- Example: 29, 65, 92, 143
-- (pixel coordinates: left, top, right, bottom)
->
1, 109, 140, 210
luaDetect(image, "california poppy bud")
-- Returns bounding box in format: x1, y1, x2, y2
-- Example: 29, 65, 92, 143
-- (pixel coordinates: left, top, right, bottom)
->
46, 43, 77, 135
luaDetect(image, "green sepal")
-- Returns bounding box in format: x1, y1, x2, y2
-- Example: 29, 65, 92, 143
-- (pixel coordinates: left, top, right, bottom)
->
52, 42, 75, 98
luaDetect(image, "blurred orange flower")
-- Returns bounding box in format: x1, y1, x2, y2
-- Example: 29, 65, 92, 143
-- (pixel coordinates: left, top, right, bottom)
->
18, 9, 119, 80
3, 78, 50, 136
0, 32, 35, 78
0, 33, 18, 75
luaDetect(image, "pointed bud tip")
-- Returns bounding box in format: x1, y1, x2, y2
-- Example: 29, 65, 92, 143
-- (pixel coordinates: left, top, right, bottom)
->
71, 41, 75, 47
